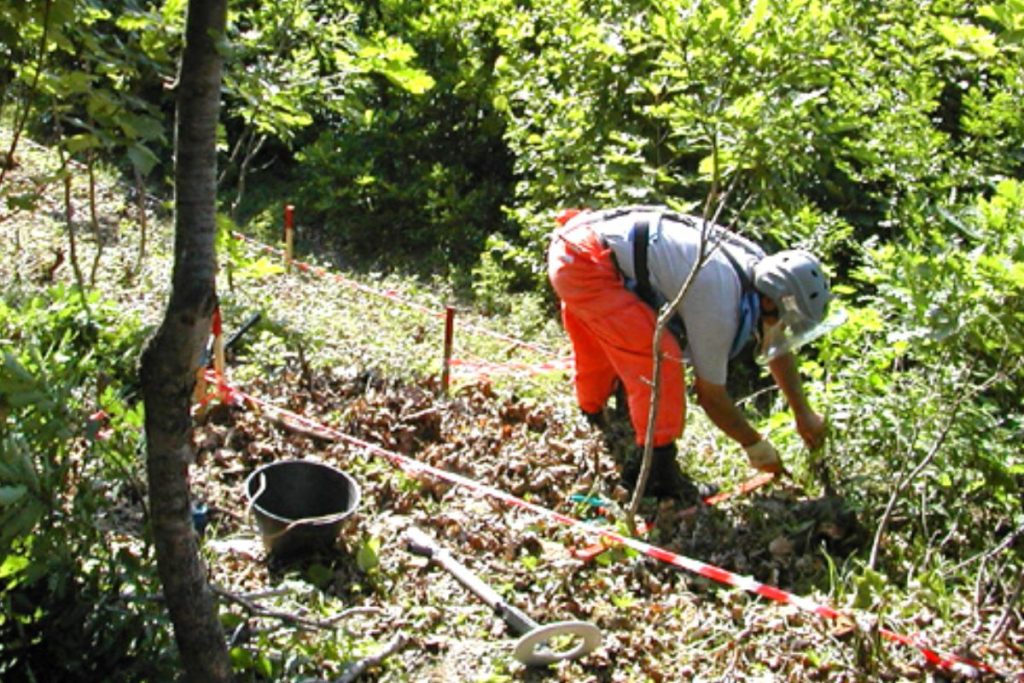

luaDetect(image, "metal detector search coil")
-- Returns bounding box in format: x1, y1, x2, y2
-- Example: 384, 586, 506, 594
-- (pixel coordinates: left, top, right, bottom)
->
405, 526, 602, 667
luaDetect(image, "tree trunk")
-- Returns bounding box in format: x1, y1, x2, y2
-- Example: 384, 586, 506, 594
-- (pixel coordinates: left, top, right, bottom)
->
138, 1, 232, 681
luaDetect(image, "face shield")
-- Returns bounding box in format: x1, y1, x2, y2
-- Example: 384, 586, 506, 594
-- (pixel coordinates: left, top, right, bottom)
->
755, 294, 847, 365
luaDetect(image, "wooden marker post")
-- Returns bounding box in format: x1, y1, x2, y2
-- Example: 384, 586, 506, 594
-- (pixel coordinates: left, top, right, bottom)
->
212, 306, 226, 380
284, 203, 295, 270
192, 362, 208, 405
441, 306, 455, 395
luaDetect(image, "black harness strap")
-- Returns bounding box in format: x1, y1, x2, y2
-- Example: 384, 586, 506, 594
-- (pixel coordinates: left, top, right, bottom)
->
630, 215, 759, 353
719, 244, 754, 293
632, 220, 654, 306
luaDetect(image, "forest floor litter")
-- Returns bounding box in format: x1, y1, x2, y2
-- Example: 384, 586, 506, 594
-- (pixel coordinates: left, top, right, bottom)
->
2, 133, 1016, 681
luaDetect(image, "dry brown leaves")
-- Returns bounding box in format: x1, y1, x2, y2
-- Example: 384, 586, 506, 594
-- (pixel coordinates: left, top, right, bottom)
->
186, 364, 909, 682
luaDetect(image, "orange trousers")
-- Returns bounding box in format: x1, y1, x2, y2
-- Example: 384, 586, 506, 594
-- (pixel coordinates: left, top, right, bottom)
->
547, 224, 685, 447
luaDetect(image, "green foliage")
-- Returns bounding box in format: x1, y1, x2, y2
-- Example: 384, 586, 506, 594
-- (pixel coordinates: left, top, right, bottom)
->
30, 1, 176, 178
0, 284, 177, 680
480, 0, 1024, 276
289, 0, 515, 268
810, 178, 1023, 574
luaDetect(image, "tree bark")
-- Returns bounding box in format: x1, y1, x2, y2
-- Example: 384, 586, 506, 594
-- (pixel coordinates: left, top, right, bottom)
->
138, 1, 232, 681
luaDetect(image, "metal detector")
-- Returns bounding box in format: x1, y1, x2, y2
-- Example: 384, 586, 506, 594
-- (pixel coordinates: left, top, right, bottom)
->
405, 527, 602, 667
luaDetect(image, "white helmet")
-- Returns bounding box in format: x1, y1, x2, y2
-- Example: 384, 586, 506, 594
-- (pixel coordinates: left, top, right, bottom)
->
753, 250, 831, 330
753, 250, 844, 364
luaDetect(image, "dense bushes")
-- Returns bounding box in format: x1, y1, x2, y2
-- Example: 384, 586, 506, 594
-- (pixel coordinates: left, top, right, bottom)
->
8, 1, 1019, 286
0, 286, 178, 680
815, 178, 1023, 566
1, 0, 1022, 675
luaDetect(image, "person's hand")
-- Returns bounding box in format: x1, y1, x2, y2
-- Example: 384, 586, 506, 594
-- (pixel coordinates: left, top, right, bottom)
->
795, 411, 827, 450
744, 440, 784, 474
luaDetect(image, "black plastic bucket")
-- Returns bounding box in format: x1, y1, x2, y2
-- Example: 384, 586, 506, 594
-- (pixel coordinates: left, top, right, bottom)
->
245, 460, 361, 558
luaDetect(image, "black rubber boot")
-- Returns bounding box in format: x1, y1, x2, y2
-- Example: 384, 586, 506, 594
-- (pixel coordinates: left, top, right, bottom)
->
621, 444, 715, 504
582, 408, 608, 431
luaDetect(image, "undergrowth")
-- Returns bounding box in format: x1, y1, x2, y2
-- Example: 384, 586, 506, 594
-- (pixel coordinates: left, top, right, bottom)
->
1, 133, 1021, 680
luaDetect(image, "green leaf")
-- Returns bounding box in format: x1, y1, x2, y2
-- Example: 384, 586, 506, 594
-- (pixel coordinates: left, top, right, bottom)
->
64, 133, 101, 154
739, 0, 769, 41
0, 485, 27, 506
119, 113, 165, 142
255, 653, 274, 678
230, 646, 254, 669
611, 593, 637, 609
378, 65, 435, 95
2, 353, 36, 386
6, 192, 40, 211
236, 257, 285, 280
0, 553, 29, 579
127, 143, 159, 175
853, 567, 888, 609
58, 70, 94, 95
356, 537, 380, 572
0, 499, 44, 551
305, 563, 332, 587
937, 18, 999, 59
115, 13, 152, 32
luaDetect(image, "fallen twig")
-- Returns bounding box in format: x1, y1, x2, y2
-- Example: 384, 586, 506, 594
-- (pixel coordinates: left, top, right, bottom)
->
212, 584, 382, 632
334, 633, 410, 683
990, 569, 1024, 643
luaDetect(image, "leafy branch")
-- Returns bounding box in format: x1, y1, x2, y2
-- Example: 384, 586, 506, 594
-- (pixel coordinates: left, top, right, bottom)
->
868, 355, 1024, 570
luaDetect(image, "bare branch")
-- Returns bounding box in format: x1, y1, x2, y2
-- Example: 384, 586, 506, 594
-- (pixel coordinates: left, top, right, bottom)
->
868, 358, 1021, 570
627, 131, 749, 529
333, 633, 410, 683
212, 584, 383, 632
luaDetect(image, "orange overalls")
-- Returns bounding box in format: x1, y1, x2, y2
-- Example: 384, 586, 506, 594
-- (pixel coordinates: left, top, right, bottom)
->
547, 218, 685, 447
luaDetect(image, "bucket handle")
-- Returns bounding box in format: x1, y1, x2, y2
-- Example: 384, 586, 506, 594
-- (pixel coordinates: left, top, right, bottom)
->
247, 472, 351, 544
245, 471, 267, 529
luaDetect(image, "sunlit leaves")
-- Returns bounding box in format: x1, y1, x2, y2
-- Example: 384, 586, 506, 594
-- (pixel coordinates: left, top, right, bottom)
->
355, 35, 435, 94
979, 0, 1024, 44
936, 17, 999, 59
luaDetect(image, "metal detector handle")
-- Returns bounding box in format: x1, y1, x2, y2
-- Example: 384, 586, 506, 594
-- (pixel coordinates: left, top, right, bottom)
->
405, 527, 538, 635
225, 312, 262, 350
200, 312, 263, 367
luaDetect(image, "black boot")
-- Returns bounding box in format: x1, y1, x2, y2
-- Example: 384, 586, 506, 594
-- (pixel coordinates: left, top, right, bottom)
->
582, 408, 608, 431
621, 444, 714, 504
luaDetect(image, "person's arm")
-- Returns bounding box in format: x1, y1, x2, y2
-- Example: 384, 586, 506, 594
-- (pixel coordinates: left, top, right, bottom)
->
767, 351, 826, 450
694, 376, 783, 472
693, 376, 761, 447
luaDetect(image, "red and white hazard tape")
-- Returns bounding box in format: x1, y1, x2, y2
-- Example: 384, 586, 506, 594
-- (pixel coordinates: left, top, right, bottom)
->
449, 356, 574, 379
217, 380, 1003, 678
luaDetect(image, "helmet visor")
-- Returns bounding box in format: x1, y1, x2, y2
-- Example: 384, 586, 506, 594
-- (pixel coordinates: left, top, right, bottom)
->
755, 295, 847, 365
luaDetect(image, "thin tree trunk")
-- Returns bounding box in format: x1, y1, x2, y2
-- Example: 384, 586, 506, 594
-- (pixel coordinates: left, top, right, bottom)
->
229, 132, 267, 223
134, 164, 148, 277
627, 188, 731, 530
138, 1, 232, 681
55, 144, 91, 311
87, 151, 104, 287
628, 134, 740, 531
0, 0, 53, 194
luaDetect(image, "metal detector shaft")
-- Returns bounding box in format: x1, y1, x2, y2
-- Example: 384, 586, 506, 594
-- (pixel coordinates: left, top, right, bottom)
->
200, 312, 263, 367
405, 527, 602, 667
405, 526, 536, 635
225, 312, 262, 350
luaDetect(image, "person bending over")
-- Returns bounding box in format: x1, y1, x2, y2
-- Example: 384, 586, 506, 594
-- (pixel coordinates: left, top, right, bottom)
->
547, 206, 837, 502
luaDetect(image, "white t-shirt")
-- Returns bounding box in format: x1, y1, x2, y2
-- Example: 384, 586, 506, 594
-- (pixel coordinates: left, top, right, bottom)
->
566, 207, 764, 385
